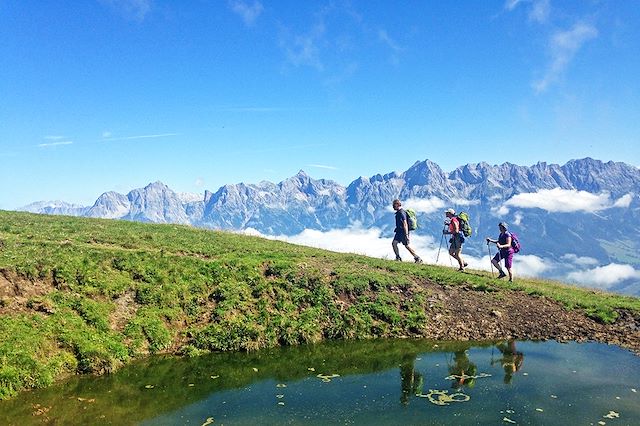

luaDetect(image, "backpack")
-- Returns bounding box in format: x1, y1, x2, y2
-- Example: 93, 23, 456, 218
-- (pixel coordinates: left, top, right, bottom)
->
510, 232, 521, 253
405, 209, 418, 231
457, 211, 472, 237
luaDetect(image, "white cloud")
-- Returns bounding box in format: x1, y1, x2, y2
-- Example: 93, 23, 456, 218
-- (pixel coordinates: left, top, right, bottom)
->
102, 131, 112, 138
567, 263, 640, 289
450, 197, 480, 207
529, 0, 550, 24
280, 24, 325, 71
501, 188, 632, 213
504, 0, 524, 11
228, 0, 264, 27
101, 0, 151, 21
613, 193, 633, 208
561, 253, 599, 267
533, 22, 598, 93
403, 197, 446, 214
513, 211, 524, 226
102, 133, 179, 142
504, 0, 549, 23
37, 141, 73, 148
44, 135, 65, 140
307, 164, 338, 170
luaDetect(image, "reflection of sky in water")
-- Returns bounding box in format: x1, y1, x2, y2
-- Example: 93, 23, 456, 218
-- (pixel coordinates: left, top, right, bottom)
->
141, 341, 640, 426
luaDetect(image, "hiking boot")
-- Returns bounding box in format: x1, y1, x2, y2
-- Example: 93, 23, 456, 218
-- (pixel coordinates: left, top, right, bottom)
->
457, 267, 465, 272
463, 262, 469, 267
414, 257, 423, 264
497, 271, 507, 279
395, 256, 402, 261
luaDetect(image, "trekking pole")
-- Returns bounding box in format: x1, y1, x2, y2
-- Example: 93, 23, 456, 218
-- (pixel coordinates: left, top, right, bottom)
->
436, 224, 446, 264
487, 241, 495, 278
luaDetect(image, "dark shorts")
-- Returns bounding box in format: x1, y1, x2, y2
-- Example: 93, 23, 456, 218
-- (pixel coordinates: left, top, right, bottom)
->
449, 234, 463, 252
393, 233, 409, 246
493, 250, 514, 269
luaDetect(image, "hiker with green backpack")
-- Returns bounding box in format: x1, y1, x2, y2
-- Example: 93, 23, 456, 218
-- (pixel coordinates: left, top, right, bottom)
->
391, 199, 423, 263
443, 208, 468, 271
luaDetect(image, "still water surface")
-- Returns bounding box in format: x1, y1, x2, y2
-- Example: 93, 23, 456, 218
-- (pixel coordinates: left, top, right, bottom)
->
1, 339, 639, 425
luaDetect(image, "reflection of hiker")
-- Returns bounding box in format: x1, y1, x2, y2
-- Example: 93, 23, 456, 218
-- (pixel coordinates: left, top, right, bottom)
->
486, 222, 514, 282
448, 350, 477, 389
494, 340, 524, 384
392, 199, 423, 263
399, 359, 424, 406
443, 208, 467, 271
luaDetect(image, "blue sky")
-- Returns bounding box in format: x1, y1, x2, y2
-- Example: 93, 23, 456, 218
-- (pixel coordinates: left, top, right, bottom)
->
1, 0, 639, 209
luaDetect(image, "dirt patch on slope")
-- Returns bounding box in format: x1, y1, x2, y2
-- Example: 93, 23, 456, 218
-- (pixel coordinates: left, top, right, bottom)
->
417, 279, 640, 354
0, 269, 55, 315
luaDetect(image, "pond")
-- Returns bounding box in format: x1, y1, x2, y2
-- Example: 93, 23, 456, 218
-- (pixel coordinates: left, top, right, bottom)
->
1, 339, 639, 425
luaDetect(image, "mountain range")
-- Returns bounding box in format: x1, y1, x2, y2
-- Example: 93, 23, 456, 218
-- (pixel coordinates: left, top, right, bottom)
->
18, 157, 640, 295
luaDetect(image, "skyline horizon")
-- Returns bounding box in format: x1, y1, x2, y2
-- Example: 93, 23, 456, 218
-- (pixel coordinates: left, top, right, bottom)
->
2, 1, 639, 210
10, 155, 638, 210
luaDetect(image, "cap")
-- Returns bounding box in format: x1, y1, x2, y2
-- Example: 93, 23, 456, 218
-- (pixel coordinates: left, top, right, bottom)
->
498, 222, 508, 230
445, 208, 456, 215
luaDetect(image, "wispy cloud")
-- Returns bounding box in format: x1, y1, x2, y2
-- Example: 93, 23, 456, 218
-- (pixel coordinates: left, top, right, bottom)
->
499, 188, 632, 214
37, 141, 73, 148
504, 0, 550, 23
533, 22, 598, 93
377, 29, 404, 65
307, 164, 337, 170
228, 0, 264, 27
44, 135, 66, 141
529, 0, 550, 24
279, 20, 326, 71
102, 133, 179, 141
100, 0, 151, 21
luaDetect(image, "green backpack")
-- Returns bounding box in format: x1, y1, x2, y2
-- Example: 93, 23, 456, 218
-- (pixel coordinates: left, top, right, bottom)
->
406, 209, 418, 231
457, 211, 472, 237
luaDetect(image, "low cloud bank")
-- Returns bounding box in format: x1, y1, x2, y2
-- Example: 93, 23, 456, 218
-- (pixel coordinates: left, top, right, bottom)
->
499, 188, 633, 214
245, 225, 639, 292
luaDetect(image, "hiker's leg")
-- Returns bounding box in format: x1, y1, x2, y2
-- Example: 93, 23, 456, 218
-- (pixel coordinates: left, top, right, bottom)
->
392, 239, 401, 259
405, 244, 422, 263
504, 253, 514, 281
492, 254, 504, 273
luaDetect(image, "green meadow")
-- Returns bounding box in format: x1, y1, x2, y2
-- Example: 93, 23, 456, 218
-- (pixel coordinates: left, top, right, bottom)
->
1, 210, 638, 399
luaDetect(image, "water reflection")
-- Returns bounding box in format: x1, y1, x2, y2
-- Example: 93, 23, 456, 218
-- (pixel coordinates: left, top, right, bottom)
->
0, 339, 638, 425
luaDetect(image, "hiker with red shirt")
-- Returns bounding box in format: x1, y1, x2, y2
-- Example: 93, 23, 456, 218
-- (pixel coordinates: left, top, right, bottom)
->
486, 222, 514, 282
443, 208, 467, 271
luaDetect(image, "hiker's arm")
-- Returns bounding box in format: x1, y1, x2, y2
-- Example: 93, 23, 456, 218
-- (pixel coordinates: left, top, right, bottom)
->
497, 236, 512, 249
403, 218, 409, 236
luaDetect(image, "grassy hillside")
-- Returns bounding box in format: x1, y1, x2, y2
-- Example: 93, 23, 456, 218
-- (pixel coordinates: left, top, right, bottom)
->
1, 210, 639, 399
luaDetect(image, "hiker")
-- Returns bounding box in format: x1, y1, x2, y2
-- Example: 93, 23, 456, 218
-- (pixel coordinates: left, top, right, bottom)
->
392, 199, 423, 263
399, 357, 423, 406
448, 349, 478, 389
443, 208, 467, 271
494, 340, 524, 384
486, 222, 514, 282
